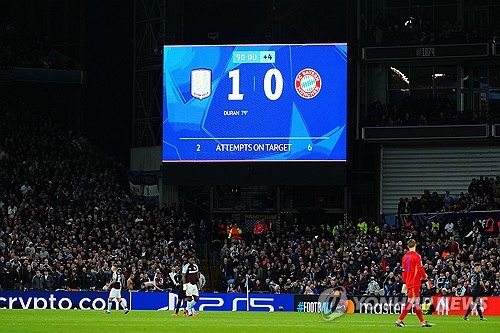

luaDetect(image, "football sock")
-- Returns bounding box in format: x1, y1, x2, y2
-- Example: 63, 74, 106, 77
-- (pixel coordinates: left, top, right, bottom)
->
465, 304, 473, 317
107, 301, 112, 312
186, 300, 196, 314
414, 304, 425, 323
120, 299, 128, 310
175, 300, 182, 314
398, 303, 412, 321
477, 304, 483, 318
190, 300, 197, 312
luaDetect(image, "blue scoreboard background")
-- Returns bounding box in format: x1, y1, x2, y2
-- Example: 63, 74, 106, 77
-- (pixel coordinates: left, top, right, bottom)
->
162, 43, 347, 162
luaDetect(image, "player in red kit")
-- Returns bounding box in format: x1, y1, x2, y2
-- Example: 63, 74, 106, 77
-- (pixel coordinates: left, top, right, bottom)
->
395, 239, 434, 328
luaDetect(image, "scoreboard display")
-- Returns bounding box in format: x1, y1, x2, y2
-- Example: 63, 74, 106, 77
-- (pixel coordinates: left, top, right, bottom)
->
162, 43, 347, 162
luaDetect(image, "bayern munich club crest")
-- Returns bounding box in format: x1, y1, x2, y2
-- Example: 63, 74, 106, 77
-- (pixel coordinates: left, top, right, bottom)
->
295, 68, 322, 99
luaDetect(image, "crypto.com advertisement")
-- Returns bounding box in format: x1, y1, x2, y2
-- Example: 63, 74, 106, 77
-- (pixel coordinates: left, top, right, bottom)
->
0, 291, 292, 312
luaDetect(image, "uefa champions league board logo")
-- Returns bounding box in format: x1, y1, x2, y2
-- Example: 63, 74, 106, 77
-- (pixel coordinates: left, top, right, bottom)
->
318, 287, 348, 321
295, 68, 322, 99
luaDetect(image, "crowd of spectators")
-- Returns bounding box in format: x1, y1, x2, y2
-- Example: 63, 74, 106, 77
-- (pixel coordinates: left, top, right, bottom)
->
0, 105, 498, 301
0, 18, 77, 69
215, 217, 499, 298
398, 176, 500, 216
364, 98, 492, 128
0, 104, 205, 292
363, 13, 485, 46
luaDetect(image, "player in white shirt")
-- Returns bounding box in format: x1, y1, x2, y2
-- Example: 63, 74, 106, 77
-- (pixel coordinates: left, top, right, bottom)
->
104, 265, 130, 314
182, 257, 201, 316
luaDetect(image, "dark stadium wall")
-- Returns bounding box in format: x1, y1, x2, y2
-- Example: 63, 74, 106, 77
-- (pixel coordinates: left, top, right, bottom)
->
345, 0, 379, 222
82, 0, 133, 162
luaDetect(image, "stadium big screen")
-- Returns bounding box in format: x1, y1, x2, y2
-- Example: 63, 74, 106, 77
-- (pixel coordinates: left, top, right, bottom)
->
162, 44, 347, 184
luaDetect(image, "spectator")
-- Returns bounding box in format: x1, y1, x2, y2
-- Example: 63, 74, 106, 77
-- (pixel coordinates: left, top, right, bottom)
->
42, 270, 54, 290
127, 273, 135, 291
366, 276, 381, 295
32, 270, 43, 290
228, 223, 242, 240
69, 269, 81, 290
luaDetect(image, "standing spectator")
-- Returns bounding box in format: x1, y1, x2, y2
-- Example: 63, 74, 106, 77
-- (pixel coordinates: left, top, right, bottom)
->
39, 246, 50, 261
445, 221, 454, 234
69, 269, 81, 290
217, 219, 227, 240
20, 182, 32, 195
127, 273, 135, 291
449, 237, 460, 255
32, 270, 43, 290
23, 264, 35, 290
229, 223, 242, 240
42, 270, 54, 290
11, 264, 23, 290
7, 203, 17, 219
211, 238, 221, 267
197, 222, 208, 259
81, 267, 96, 291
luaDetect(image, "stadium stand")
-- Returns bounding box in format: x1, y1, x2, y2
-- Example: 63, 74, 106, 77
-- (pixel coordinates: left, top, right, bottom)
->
0, 107, 498, 297
214, 216, 499, 297
0, 17, 77, 69
363, 99, 492, 127
0, 106, 198, 291
362, 13, 482, 47
398, 177, 500, 215
0, 1, 498, 305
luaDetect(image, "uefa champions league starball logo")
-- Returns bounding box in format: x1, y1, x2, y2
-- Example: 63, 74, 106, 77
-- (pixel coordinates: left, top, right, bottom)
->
295, 68, 322, 99
318, 287, 348, 321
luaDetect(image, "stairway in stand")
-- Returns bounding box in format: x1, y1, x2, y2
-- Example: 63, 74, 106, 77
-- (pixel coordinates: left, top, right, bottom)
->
199, 256, 214, 292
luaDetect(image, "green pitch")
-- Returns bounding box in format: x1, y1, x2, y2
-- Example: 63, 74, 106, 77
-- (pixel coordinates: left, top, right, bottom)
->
0, 311, 498, 333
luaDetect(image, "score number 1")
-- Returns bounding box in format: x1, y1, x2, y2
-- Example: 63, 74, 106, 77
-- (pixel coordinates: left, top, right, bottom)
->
228, 69, 283, 101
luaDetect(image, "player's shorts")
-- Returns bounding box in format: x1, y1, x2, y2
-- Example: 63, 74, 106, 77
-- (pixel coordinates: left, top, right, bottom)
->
109, 288, 122, 299
471, 295, 482, 304
470, 287, 483, 298
407, 286, 420, 298
185, 283, 199, 297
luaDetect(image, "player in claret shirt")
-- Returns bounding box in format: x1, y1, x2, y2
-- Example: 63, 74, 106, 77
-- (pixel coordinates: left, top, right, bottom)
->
395, 239, 434, 328
182, 257, 201, 317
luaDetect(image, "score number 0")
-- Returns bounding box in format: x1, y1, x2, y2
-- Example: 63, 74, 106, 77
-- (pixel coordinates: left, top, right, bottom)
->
228, 69, 283, 101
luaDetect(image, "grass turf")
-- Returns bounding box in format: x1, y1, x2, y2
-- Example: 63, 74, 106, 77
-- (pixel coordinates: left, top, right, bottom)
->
0, 310, 498, 333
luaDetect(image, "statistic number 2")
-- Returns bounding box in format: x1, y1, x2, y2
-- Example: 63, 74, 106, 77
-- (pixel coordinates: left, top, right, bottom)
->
228, 69, 283, 101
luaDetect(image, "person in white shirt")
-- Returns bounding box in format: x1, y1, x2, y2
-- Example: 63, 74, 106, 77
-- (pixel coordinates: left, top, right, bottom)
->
445, 221, 454, 234
20, 182, 32, 195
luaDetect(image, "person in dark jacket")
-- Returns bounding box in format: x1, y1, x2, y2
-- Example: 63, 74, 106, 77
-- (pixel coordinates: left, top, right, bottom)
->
32, 270, 44, 290
42, 270, 54, 290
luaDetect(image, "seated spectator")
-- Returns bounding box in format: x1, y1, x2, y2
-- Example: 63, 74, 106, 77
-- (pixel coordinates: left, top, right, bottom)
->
366, 276, 381, 295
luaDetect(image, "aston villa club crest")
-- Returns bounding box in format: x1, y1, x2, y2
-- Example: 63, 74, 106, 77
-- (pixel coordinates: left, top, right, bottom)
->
191, 68, 212, 100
